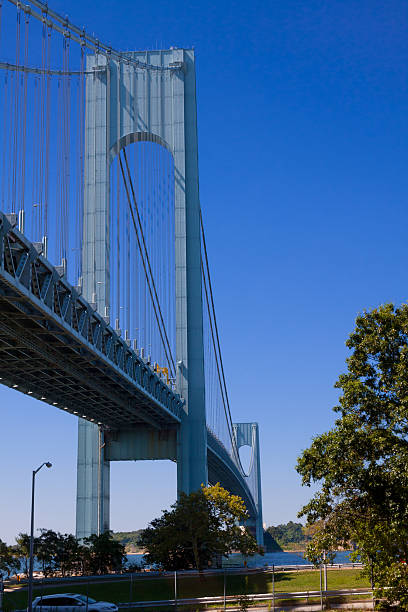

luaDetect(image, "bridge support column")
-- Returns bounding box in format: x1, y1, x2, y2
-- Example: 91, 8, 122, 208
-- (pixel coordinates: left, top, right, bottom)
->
174, 50, 208, 495
77, 51, 110, 539
233, 423, 264, 547
76, 421, 110, 539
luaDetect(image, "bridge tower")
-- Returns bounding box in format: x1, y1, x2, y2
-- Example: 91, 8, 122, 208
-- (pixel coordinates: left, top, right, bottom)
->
76, 49, 207, 538
233, 423, 264, 546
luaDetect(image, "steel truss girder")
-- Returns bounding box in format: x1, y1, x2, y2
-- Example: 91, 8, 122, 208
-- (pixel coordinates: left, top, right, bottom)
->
0, 212, 183, 429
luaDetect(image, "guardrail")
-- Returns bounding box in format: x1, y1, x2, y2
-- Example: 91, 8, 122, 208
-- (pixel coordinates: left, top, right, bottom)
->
118, 587, 373, 609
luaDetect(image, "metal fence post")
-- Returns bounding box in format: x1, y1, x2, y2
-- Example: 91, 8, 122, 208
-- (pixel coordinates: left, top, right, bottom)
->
272, 564, 275, 612
319, 565, 323, 610
0, 574, 4, 612
223, 569, 226, 611
174, 570, 177, 610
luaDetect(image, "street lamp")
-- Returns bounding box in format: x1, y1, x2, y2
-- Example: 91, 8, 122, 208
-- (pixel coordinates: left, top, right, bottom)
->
28, 462, 52, 612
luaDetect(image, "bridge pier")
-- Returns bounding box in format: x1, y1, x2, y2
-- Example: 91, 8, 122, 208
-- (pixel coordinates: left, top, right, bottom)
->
76, 421, 110, 540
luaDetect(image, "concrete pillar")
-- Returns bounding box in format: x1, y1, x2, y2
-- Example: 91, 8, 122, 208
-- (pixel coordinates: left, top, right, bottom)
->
173, 50, 207, 495
76, 53, 110, 539
76, 422, 110, 539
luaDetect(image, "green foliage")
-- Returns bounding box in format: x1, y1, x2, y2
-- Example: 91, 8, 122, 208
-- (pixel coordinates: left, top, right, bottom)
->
15, 533, 31, 577
139, 483, 259, 571
112, 530, 143, 552
36, 530, 84, 577
296, 304, 408, 607
12, 530, 126, 578
82, 531, 126, 575
375, 562, 408, 608
203, 483, 260, 559
0, 539, 20, 578
266, 522, 307, 548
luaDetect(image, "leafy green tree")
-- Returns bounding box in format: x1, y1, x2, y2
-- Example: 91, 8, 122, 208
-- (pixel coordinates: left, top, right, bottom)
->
266, 522, 307, 547
203, 483, 259, 559
15, 533, 34, 578
296, 304, 408, 608
37, 530, 60, 576
57, 534, 84, 576
139, 483, 259, 571
0, 539, 20, 578
36, 530, 84, 577
82, 531, 126, 575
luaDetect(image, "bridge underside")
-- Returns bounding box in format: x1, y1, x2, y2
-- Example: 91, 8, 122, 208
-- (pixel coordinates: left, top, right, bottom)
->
0, 214, 182, 430
105, 426, 258, 522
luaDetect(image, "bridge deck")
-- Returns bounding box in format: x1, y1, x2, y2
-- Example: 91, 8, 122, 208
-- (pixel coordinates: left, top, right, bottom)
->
0, 213, 183, 430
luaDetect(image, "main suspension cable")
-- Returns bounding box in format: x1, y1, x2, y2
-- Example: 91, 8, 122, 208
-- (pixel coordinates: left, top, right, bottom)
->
5, 0, 182, 72
200, 208, 243, 467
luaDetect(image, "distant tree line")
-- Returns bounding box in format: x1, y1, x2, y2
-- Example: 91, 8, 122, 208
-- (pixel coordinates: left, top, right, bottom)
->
112, 530, 144, 553
266, 521, 310, 549
0, 530, 126, 578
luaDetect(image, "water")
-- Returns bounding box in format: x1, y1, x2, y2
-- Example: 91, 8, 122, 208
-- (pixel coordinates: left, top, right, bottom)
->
126, 550, 356, 569
245, 550, 355, 567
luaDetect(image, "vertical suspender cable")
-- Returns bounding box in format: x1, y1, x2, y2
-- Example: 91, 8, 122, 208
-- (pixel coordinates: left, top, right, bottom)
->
11, 3, 21, 213
19, 9, 30, 218
200, 209, 235, 435
43, 23, 52, 246
116, 61, 120, 326
119, 152, 175, 377
39, 13, 46, 236
122, 149, 175, 373
76, 41, 85, 283
1, 70, 9, 210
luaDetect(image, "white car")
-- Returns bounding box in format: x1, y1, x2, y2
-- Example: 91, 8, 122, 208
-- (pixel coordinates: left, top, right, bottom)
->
31, 593, 118, 611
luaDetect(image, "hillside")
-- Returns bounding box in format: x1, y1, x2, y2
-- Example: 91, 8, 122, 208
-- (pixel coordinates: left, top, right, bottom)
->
266, 521, 309, 550
112, 530, 144, 553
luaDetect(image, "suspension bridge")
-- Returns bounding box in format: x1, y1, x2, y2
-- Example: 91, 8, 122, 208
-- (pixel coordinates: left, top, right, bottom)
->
0, 0, 264, 545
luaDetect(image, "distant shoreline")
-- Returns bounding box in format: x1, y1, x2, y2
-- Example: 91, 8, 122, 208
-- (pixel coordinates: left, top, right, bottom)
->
282, 549, 305, 553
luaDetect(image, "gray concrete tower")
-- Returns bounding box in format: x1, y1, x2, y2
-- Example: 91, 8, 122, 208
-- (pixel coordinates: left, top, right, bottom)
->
76, 50, 207, 538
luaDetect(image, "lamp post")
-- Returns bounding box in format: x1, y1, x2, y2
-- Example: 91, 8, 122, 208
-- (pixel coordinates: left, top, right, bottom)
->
28, 462, 52, 612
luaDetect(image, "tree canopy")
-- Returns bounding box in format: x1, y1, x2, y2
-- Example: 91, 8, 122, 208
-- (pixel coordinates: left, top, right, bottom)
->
0, 539, 20, 578
296, 304, 408, 607
139, 483, 260, 571
112, 530, 144, 552
266, 522, 306, 548
1, 530, 126, 579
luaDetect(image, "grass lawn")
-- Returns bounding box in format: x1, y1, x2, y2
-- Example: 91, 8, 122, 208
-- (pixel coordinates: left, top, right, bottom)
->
3, 569, 370, 611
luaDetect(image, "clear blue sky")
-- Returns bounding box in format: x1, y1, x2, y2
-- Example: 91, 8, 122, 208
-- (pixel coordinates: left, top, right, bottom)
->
1, 0, 407, 544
